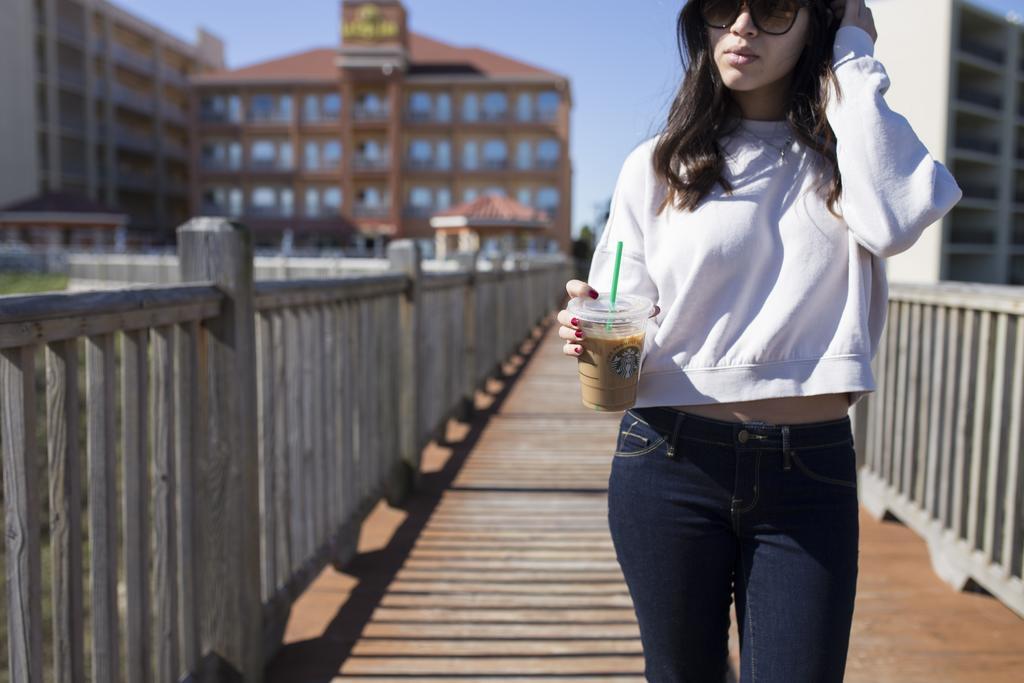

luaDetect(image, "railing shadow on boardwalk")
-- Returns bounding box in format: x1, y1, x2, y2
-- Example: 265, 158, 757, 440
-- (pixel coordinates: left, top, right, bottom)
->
263, 323, 594, 681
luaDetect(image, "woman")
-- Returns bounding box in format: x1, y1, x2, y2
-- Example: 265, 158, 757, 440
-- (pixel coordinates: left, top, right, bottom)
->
556, 0, 961, 681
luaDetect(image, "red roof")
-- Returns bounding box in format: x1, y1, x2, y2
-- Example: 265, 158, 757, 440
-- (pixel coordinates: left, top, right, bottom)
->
433, 195, 550, 224
193, 31, 564, 83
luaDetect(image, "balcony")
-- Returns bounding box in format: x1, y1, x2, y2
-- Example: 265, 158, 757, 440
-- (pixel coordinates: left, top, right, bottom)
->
959, 38, 1005, 65
200, 110, 243, 125
160, 66, 190, 88
200, 158, 242, 173
116, 130, 156, 154
957, 86, 1003, 112
352, 204, 390, 218
479, 110, 510, 123
56, 66, 86, 92
113, 84, 156, 115
162, 102, 189, 126
248, 160, 294, 174
118, 172, 157, 192
112, 44, 155, 75
353, 156, 389, 172
959, 182, 999, 201
953, 134, 1000, 157
520, 110, 561, 124
479, 159, 509, 171
405, 110, 451, 124
56, 18, 86, 47
247, 205, 294, 219
402, 205, 437, 218
353, 105, 389, 122
532, 158, 560, 171
405, 158, 451, 172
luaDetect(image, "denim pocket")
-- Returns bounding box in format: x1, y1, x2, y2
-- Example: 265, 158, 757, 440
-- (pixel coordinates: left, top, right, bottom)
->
788, 440, 857, 489
614, 411, 667, 458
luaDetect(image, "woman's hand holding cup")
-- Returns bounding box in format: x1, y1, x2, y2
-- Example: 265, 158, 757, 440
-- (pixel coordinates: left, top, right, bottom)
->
557, 279, 659, 358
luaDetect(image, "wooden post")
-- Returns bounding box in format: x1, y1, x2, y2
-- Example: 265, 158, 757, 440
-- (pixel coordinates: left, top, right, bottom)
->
385, 239, 422, 505
453, 250, 477, 422
177, 218, 262, 683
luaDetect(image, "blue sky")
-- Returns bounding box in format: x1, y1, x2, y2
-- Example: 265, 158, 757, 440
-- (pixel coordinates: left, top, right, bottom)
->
121, 0, 1023, 238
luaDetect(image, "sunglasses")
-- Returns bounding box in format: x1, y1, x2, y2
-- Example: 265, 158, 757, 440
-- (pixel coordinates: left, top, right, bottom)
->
700, 0, 813, 35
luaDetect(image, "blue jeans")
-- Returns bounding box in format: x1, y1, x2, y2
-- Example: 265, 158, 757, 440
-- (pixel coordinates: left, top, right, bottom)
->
607, 406, 859, 683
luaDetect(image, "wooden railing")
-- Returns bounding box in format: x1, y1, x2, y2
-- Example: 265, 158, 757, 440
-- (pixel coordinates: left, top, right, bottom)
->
0, 217, 571, 682
851, 281, 1024, 618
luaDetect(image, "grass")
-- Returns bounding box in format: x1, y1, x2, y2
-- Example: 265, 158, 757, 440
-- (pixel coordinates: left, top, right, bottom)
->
0, 272, 69, 296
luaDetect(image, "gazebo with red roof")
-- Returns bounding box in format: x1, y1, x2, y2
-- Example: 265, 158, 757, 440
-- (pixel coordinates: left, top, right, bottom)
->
429, 195, 552, 259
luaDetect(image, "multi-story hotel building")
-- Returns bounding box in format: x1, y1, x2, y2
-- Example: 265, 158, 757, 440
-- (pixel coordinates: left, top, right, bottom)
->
190, 0, 573, 254
869, 0, 1024, 286
0, 0, 225, 246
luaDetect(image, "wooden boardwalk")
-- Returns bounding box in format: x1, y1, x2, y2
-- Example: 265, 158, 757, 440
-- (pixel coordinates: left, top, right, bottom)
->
265, 315, 1024, 683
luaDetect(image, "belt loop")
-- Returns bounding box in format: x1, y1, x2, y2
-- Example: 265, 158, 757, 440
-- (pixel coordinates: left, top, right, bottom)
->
782, 424, 792, 471
665, 411, 686, 459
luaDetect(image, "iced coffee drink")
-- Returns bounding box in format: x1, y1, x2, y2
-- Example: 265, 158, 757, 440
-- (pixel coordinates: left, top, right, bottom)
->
567, 293, 653, 412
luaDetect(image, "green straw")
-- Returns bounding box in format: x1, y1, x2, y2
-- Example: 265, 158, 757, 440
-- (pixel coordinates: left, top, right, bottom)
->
605, 241, 624, 332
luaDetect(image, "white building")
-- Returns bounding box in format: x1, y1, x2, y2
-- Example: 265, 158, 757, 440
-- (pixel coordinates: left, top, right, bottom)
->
869, 0, 1024, 285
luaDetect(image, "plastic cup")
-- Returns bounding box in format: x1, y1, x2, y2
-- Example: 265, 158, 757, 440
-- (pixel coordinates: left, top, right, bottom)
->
567, 293, 654, 412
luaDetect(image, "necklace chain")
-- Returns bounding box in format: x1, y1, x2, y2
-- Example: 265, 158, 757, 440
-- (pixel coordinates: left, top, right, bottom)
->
739, 128, 795, 160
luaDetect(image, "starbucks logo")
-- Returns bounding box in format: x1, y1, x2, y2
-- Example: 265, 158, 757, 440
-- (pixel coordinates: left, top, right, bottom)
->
609, 345, 641, 379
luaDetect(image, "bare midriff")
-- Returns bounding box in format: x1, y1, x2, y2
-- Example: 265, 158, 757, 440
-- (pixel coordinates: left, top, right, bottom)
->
669, 392, 852, 425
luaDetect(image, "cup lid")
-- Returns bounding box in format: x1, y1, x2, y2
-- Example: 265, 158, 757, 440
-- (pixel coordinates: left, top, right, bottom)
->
567, 293, 654, 324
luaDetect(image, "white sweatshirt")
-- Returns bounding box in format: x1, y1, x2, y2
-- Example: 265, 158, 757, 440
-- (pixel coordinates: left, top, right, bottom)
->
587, 26, 962, 409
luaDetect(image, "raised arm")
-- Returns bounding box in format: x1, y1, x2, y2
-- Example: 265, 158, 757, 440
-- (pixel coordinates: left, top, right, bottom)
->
825, 23, 963, 258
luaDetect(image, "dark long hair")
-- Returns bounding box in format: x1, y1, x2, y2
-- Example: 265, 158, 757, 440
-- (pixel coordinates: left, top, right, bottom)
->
653, 0, 843, 216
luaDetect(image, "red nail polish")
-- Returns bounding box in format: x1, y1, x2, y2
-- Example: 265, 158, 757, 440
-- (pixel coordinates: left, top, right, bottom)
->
589, 290, 598, 299
575, 347, 582, 354
571, 317, 579, 326
575, 329, 583, 338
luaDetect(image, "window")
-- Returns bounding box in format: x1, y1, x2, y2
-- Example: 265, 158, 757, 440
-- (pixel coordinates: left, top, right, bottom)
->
323, 187, 341, 211
305, 187, 319, 216
537, 91, 559, 121
228, 188, 243, 216
436, 140, 451, 169
483, 186, 506, 198
360, 187, 383, 206
462, 141, 478, 170
537, 139, 560, 167
462, 92, 479, 122
323, 93, 341, 118
251, 140, 276, 164
228, 142, 242, 169
463, 187, 478, 203
482, 92, 508, 120
517, 187, 532, 207
200, 94, 242, 123
436, 186, 451, 210
249, 93, 291, 122
304, 94, 319, 122
409, 139, 432, 163
516, 140, 532, 170
436, 92, 451, 122
322, 141, 341, 168
280, 188, 294, 217
409, 92, 432, 118
516, 92, 533, 122
249, 94, 275, 122
483, 139, 507, 168
279, 143, 293, 169
409, 186, 433, 207
251, 187, 276, 210
304, 141, 319, 170
537, 187, 560, 212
